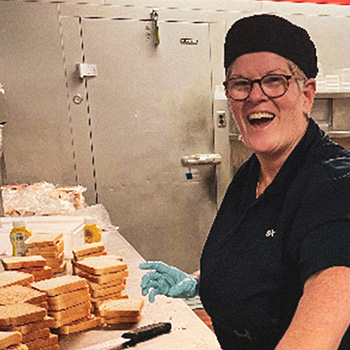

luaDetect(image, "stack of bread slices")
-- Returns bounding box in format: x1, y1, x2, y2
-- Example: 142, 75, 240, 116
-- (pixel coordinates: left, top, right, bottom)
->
25, 233, 66, 275
31, 275, 100, 334
0, 285, 58, 349
97, 298, 144, 326
0, 302, 57, 349
71, 242, 107, 275
72, 242, 107, 262
73, 255, 129, 311
1, 255, 53, 282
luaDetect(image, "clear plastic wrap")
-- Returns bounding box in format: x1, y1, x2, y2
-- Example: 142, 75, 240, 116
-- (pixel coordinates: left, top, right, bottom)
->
1, 182, 86, 216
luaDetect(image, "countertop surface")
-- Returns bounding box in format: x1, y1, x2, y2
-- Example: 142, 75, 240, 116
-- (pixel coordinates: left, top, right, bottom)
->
58, 228, 220, 350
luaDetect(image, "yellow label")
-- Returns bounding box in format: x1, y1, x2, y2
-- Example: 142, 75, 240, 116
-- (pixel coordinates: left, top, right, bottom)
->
84, 224, 101, 244
10, 227, 32, 256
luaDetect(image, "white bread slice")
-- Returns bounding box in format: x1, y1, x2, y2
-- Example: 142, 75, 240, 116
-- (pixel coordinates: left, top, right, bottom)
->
0, 304, 47, 327
21, 328, 50, 342
18, 266, 53, 282
49, 303, 92, 328
98, 298, 144, 318
73, 250, 107, 261
57, 314, 101, 334
0, 331, 22, 349
90, 283, 126, 298
25, 233, 63, 247
74, 255, 126, 275
75, 267, 128, 284
27, 239, 64, 257
48, 301, 91, 321
72, 242, 106, 258
2, 256, 46, 270
47, 287, 90, 311
0, 316, 54, 334
24, 336, 50, 350
100, 315, 141, 325
0, 271, 34, 289
0, 285, 47, 305
31, 275, 88, 296
88, 278, 127, 291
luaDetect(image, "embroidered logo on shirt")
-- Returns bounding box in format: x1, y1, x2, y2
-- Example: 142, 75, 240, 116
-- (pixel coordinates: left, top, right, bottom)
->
234, 329, 253, 342
265, 229, 276, 238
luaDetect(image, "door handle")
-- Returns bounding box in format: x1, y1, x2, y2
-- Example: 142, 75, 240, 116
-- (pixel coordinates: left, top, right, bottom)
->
181, 153, 222, 166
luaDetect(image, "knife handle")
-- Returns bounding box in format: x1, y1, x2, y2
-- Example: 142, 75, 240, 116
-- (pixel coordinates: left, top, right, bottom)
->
122, 322, 171, 345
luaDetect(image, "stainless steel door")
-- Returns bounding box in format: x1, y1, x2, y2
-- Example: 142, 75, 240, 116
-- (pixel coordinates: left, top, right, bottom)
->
64, 16, 218, 271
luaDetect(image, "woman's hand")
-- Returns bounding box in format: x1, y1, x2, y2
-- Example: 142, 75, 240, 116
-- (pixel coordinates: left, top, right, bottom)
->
139, 261, 199, 303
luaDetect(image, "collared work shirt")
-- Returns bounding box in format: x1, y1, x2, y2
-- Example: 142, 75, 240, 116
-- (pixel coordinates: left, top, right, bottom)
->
200, 119, 350, 350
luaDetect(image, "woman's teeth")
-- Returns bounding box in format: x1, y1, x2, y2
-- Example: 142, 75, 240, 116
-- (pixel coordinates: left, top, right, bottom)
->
248, 112, 275, 126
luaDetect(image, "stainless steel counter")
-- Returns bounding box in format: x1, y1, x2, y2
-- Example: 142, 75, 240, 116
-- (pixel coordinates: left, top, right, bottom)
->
59, 230, 220, 350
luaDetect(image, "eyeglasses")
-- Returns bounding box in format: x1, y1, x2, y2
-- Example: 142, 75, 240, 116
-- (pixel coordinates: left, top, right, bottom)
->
223, 74, 293, 101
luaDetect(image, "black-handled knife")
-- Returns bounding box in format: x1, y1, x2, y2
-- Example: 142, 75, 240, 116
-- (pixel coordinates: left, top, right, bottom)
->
79, 322, 172, 350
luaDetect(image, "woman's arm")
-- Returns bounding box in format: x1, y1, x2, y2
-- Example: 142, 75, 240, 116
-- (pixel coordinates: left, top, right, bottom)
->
276, 266, 350, 350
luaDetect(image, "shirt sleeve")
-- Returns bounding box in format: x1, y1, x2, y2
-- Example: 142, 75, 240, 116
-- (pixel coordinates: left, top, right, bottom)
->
299, 220, 350, 286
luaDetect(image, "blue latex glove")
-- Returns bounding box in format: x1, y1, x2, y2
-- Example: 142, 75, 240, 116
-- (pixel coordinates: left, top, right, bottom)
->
139, 261, 199, 303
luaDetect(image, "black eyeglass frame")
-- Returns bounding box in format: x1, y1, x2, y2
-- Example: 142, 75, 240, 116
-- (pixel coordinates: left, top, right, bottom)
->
223, 74, 293, 101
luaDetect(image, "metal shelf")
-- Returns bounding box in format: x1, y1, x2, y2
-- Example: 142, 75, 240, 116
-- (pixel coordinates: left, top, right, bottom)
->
327, 131, 350, 138
316, 91, 350, 99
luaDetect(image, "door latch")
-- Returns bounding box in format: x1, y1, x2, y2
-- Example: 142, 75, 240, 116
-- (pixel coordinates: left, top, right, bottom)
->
181, 153, 222, 166
76, 63, 98, 79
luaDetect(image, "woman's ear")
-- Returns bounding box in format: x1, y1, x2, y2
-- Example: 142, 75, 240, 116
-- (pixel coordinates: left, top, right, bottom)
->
302, 78, 316, 115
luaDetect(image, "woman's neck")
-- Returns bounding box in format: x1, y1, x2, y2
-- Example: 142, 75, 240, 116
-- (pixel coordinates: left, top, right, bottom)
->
256, 152, 290, 197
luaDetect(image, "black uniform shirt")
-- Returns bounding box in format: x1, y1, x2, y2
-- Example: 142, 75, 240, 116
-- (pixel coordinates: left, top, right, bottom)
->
200, 118, 350, 350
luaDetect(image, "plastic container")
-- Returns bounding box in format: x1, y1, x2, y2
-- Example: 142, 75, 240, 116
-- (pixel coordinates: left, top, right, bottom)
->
9, 221, 32, 256
83, 218, 101, 244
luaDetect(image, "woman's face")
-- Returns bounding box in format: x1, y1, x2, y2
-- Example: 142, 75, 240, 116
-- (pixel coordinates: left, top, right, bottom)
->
226, 52, 315, 159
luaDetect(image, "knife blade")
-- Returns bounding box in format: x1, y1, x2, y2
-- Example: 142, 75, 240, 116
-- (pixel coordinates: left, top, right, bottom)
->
78, 322, 172, 350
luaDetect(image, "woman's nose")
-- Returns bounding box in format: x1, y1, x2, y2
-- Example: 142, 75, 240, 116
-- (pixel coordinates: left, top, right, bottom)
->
247, 82, 268, 102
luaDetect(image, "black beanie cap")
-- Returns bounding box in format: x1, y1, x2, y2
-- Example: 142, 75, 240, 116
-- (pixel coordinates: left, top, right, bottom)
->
224, 14, 318, 78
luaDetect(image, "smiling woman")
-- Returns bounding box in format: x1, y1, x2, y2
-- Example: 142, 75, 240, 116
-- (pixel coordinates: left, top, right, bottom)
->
225, 51, 315, 175
141, 14, 350, 350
